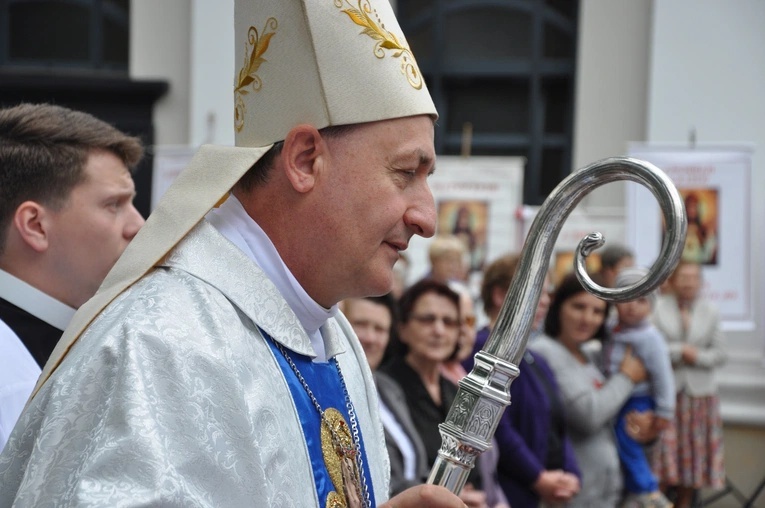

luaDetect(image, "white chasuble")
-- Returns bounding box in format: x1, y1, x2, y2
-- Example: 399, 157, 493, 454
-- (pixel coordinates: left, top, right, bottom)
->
0, 221, 389, 507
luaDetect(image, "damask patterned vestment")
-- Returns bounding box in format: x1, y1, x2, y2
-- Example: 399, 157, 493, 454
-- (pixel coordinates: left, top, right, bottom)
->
0, 221, 390, 507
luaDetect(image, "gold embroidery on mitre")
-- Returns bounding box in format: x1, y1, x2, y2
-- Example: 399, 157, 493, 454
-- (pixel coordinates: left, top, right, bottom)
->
335, 0, 423, 90
320, 408, 363, 508
234, 17, 278, 132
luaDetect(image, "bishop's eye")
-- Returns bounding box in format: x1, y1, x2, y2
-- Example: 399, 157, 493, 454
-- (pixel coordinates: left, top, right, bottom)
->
391, 168, 417, 188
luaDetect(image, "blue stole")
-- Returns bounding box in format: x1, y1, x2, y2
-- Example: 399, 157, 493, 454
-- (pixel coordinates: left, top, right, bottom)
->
264, 332, 376, 507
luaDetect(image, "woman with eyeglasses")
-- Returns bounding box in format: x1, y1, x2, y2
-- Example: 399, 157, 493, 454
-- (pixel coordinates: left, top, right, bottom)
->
380, 279, 497, 508
440, 281, 478, 386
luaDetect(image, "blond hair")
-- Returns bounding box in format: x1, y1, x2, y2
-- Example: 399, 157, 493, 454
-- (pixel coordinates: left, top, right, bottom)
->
428, 234, 468, 263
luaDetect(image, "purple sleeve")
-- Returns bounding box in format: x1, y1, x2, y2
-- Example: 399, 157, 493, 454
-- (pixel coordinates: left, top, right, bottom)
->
494, 408, 545, 487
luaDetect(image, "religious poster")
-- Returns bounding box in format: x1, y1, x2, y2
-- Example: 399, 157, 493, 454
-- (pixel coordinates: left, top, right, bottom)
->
405, 156, 525, 293
666, 188, 719, 265
437, 199, 490, 272
626, 145, 753, 330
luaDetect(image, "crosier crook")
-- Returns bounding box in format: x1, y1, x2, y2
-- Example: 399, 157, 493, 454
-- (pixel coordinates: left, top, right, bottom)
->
427, 157, 688, 493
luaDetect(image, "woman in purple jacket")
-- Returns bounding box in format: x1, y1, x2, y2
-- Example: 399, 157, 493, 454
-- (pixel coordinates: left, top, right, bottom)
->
495, 348, 581, 507
466, 254, 581, 507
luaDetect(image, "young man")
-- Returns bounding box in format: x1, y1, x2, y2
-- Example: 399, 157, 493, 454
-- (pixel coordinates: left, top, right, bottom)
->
0, 103, 144, 449
0, 2, 464, 507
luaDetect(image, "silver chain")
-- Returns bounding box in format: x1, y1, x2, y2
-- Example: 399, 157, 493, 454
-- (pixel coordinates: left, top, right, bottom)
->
272, 340, 372, 508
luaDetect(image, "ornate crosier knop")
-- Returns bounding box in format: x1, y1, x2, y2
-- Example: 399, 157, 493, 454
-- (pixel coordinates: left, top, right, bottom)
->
234, 17, 277, 132
335, 0, 423, 90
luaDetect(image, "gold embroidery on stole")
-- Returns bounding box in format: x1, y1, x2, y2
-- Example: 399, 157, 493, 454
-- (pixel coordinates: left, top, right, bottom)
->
321, 408, 363, 508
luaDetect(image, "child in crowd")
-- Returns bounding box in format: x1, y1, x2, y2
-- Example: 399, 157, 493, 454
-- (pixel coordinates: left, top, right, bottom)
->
604, 266, 676, 508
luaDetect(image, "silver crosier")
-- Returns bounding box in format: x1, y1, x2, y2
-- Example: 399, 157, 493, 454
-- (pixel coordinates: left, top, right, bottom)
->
426, 157, 688, 493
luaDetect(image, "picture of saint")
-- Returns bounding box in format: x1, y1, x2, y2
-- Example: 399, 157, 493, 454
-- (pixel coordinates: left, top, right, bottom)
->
680, 188, 719, 265
437, 200, 489, 272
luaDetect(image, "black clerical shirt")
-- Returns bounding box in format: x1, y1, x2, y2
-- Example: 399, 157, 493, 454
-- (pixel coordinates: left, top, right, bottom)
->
0, 298, 63, 368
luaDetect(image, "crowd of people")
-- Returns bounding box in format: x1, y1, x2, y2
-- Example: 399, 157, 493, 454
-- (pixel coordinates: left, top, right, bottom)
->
0, 0, 728, 506
346, 241, 727, 508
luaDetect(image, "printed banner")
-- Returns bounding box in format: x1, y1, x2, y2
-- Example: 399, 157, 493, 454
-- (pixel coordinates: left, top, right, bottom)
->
626, 145, 754, 330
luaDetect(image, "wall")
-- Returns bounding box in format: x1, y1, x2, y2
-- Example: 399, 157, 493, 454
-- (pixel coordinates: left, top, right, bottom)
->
576, 1, 765, 504
572, 0, 652, 211
189, 0, 236, 147
130, 0, 191, 146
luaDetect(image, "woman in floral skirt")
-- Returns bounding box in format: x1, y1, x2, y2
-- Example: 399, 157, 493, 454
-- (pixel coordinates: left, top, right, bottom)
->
652, 261, 727, 508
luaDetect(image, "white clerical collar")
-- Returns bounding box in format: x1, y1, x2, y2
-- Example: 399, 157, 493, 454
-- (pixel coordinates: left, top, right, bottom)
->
206, 195, 337, 360
0, 269, 76, 331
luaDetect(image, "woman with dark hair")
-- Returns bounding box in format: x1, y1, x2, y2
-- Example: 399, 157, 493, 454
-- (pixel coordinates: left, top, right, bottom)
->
531, 272, 647, 507
381, 279, 504, 508
381, 279, 462, 465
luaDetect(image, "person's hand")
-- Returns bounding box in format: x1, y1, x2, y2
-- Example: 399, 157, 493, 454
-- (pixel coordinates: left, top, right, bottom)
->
625, 409, 658, 443
553, 471, 580, 503
533, 470, 579, 504
619, 345, 647, 383
458, 483, 488, 508
533, 470, 560, 502
681, 344, 698, 365
381, 484, 468, 508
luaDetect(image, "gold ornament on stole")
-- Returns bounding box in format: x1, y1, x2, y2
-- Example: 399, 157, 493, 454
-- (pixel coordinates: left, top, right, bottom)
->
321, 407, 363, 508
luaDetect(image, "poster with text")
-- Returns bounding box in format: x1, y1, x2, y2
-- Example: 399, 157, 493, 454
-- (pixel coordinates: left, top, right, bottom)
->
627, 145, 753, 330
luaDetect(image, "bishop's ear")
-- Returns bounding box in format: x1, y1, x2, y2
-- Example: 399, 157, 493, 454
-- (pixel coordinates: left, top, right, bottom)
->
12, 201, 51, 253
280, 124, 328, 193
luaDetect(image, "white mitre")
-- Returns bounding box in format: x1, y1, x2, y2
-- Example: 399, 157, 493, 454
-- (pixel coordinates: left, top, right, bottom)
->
33, 0, 436, 398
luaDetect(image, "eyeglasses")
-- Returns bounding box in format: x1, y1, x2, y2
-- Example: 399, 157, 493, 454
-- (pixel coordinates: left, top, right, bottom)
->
463, 315, 476, 327
409, 313, 460, 329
